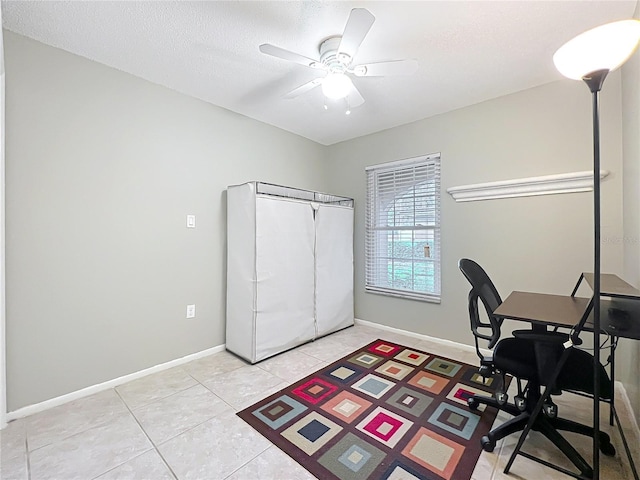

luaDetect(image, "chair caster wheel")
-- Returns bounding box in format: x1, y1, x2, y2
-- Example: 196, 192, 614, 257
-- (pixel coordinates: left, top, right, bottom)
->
481, 436, 495, 452
514, 396, 526, 411
600, 441, 616, 457
468, 398, 479, 411
495, 392, 507, 406
543, 402, 557, 419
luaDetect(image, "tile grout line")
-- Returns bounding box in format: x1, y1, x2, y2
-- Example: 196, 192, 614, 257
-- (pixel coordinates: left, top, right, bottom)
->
116, 365, 199, 411
111, 388, 180, 480
124, 372, 242, 447
196, 366, 287, 479
185, 369, 239, 414
221, 443, 273, 480
22, 393, 131, 455
25, 430, 32, 480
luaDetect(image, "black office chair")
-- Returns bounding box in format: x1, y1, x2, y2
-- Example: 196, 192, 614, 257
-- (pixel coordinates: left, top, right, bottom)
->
459, 259, 538, 442
459, 258, 615, 479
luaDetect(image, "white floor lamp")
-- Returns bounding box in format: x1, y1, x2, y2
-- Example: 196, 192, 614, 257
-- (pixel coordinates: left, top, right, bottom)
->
553, 19, 640, 479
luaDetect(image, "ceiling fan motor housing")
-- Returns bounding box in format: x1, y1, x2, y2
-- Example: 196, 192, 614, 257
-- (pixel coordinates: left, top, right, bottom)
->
319, 36, 350, 73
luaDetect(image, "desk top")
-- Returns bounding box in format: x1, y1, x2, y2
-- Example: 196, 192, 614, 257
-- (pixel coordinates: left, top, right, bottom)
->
496, 291, 640, 339
582, 273, 640, 299
494, 291, 590, 328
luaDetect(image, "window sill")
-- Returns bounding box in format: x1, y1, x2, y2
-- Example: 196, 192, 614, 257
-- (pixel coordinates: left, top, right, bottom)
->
446, 170, 609, 202
366, 287, 441, 304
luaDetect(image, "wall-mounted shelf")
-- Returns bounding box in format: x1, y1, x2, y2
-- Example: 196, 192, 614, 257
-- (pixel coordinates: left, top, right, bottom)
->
446, 170, 609, 202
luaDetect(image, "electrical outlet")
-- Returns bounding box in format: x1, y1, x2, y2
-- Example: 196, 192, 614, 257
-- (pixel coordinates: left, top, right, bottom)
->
186, 304, 196, 319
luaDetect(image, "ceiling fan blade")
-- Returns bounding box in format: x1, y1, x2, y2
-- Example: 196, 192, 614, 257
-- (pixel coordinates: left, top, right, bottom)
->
351, 59, 419, 77
283, 78, 323, 99
348, 84, 365, 108
259, 44, 321, 69
338, 8, 375, 59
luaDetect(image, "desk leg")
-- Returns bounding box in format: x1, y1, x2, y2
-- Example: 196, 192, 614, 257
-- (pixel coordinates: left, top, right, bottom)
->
610, 336, 616, 426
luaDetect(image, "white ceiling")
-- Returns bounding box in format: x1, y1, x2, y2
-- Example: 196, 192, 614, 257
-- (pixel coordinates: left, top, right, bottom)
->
2, 1, 637, 145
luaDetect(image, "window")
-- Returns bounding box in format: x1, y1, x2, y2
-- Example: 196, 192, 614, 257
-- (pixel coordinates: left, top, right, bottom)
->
365, 154, 441, 302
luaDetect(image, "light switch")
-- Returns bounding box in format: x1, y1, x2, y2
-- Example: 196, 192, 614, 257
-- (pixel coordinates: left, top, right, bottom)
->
186, 215, 196, 228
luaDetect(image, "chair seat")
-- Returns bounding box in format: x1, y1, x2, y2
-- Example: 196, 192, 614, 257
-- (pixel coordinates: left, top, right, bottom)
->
493, 337, 538, 380
556, 348, 613, 400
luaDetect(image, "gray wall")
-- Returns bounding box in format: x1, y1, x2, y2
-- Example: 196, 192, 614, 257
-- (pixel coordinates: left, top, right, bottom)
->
4, 32, 328, 411
325, 76, 624, 344
4, 28, 635, 418
620, 6, 640, 425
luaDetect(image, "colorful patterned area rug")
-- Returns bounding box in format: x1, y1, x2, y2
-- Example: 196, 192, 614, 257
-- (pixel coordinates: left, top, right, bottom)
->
238, 339, 504, 480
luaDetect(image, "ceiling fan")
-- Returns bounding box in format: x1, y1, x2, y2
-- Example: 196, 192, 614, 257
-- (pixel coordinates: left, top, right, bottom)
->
259, 8, 418, 111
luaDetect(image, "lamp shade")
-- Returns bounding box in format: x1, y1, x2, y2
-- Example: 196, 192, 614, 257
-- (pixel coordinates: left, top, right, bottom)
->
321, 73, 353, 99
553, 19, 640, 80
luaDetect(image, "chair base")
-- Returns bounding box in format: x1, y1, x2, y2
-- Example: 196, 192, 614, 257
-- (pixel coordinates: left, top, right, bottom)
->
469, 393, 615, 479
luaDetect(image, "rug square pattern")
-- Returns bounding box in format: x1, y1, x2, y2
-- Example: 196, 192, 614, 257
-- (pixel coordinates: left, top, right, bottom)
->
407, 370, 450, 394
347, 352, 384, 369
356, 406, 414, 448
251, 394, 308, 429
427, 403, 481, 440
291, 377, 338, 404
321, 390, 372, 424
318, 432, 386, 479
446, 382, 488, 411
384, 386, 433, 417
374, 360, 414, 380
393, 349, 430, 366
401, 427, 465, 480
351, 374, 395, 399
461, 368, 501, 391
238, 339, 505, 480
367, 340, 403, 357
280, 411, 343, 455
380, 460, 431, 480
324, 363, 365, 384
425, 357, 463, 377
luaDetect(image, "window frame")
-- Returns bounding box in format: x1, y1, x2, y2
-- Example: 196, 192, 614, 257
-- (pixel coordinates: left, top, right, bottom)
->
365, 153, 442, 303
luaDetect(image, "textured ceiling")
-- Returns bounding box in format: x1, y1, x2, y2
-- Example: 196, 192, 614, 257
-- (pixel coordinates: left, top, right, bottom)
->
2, 1, 637, 145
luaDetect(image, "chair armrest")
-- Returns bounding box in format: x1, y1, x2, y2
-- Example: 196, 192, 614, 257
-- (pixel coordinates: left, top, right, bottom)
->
512, 330, 569, 344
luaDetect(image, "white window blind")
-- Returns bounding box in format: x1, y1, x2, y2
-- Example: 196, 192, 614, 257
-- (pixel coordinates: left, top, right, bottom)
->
365, 154, 441, 302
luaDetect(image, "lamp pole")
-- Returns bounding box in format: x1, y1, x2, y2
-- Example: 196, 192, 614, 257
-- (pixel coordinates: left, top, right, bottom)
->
553, 20, 640, 479
583, 68, 608, 480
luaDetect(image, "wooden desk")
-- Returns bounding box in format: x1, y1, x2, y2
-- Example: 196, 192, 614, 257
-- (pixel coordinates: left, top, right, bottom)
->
496, 291, 640, 340
494, 291, 590, 329
581, 273, 640, 299
586, 297, 640, 340
496, 276, 640, 480
493, 290, 597, 478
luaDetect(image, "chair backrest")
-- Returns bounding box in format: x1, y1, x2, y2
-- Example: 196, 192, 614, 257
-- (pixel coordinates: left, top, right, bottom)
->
459, 258, 504, 351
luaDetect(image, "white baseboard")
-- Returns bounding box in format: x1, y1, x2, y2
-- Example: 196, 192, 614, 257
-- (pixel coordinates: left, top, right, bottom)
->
354, 318, 490, 356
615, 380, 640, 445
6, 344, 226, 422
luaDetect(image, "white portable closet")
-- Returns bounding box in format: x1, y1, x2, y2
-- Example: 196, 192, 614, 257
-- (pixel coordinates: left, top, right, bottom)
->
226, 182, 354, 363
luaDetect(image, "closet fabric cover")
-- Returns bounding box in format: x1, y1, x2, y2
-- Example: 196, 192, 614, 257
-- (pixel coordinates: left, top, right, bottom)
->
315, 204, 354, 336
226, 182, 354, 363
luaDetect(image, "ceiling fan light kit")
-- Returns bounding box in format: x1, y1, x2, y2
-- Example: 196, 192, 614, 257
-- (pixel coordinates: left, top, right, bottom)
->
321, 73, 353, 99
259, 8, 418, 111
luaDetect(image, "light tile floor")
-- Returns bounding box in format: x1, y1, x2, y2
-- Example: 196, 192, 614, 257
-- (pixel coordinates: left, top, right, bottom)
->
0, 324, 636, 479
